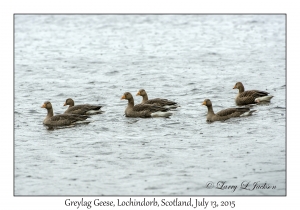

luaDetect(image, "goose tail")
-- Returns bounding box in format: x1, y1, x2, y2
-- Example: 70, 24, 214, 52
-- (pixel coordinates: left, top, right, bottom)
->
151, 111, 172, 118
240, 110, 257, 117
86, 110, 104, 115
163, 105, 180, 109
255, 95, 274, 103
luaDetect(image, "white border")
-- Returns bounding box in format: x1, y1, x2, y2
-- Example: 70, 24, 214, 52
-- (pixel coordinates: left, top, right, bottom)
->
2, 0, 295, 209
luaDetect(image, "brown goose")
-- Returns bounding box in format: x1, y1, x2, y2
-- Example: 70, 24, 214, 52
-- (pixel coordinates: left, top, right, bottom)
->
64, 98, 102, 115
41, 101, 89, 126
136, 89, 178, 109
121, 92, 172, 118
202, 99, 256, 122
233, 82, 272, 105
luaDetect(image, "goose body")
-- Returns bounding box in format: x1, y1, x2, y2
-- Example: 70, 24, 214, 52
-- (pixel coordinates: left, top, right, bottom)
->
41, 101, 89, 127
64, 98, 103, 115
202, 99, 256, 122
233, 82, 272, 105
121, 92, 172, 118
136, 89, 178, 109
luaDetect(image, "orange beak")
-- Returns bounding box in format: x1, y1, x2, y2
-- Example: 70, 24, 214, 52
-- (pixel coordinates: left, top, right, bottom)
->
41, 103, 46, 108
136, 91, 140, 96
233, 85, 237, 89
202, 101, 206, 106
121, 95, 125, 100
63, 102, 66, 106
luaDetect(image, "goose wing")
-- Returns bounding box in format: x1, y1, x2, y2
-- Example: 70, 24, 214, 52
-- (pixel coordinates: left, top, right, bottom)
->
145, 98, 177, 106
237, 90, 269, 105
65, 104, 102, 115
45, 114, 88, 126
216, 107, 250, 118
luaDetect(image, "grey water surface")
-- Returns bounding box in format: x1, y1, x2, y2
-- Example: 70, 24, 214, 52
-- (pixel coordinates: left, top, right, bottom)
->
14, 15, 286, 195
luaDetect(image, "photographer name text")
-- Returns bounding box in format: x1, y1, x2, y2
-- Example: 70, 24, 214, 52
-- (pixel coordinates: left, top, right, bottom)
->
206, 181, 276, 192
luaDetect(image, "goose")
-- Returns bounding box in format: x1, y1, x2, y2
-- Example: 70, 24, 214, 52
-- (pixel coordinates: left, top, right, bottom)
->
41, 101, 89, 126
136, 89, 178, 109
64, 98, 103, 115
233, 82, 272, 105
121, 92, 172, 118
202, 99, 256, 122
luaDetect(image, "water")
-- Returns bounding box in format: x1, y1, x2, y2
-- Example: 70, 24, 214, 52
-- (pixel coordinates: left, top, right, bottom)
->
14, 15, 286, 195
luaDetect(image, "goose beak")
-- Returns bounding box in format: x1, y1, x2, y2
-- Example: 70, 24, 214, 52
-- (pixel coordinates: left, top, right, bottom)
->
233, 85, 237, 89
41, 104, 46, 108
121, 95, 125, 100
202, 101, 206, 106
136, 91, 140, 96
63, 102, 66, 106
